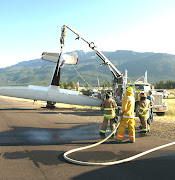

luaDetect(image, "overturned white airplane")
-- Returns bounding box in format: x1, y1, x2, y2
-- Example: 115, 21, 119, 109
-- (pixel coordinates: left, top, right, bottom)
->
0, 24, 125, 108
0, 52, 102, 107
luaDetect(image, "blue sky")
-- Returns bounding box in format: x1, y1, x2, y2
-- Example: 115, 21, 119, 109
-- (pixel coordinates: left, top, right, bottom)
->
1, 0, 175, 68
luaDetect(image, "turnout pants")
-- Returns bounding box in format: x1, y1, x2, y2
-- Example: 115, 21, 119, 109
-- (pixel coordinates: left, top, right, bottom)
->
100, 117, 116, 133
117, 117, 135, 141
140, 116, 150, 132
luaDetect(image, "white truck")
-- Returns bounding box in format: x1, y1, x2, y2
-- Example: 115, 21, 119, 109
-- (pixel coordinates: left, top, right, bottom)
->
153, 91, 168, 116
156, 89, 170, 98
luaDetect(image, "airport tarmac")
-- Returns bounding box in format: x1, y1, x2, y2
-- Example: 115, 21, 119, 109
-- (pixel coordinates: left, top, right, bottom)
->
0, 96, 174, 180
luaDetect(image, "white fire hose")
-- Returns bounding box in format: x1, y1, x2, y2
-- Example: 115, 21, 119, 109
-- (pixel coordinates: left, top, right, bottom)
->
63, 119, 175, 166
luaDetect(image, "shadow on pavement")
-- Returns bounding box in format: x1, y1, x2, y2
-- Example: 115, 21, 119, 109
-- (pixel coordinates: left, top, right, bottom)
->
0, 107, 103, 117
72, 153, 175, 180
0, 108, 37, 111
38, 109, 102, 117
2, 150, 67, 166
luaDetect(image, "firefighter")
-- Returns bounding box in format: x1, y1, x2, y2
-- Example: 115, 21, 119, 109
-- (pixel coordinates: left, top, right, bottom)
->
116, 87, 135, 143
138, 92, 152, 133
147, 90, 155, 122
99, 92, 117, 138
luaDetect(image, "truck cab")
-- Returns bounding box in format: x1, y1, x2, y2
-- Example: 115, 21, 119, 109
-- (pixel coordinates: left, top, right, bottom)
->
127, 81, 168, 116
156, 89, 170, 98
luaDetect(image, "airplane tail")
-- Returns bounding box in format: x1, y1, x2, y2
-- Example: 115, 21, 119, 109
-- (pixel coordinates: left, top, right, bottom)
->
41, 52, 78, 86
42, 52, 78, 66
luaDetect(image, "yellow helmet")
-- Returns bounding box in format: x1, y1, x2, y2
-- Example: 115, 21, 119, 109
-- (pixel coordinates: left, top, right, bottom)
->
126, 87, 133, 93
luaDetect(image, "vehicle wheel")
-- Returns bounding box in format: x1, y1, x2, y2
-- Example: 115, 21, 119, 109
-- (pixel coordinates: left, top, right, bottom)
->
156, 112, 165, 116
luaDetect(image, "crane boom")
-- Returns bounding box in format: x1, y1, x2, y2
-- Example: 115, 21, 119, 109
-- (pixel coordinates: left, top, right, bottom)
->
61, 24, 125, 101
61, 24, 123, 78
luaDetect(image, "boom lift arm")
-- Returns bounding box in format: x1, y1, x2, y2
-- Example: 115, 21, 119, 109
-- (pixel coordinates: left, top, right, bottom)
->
60, 24, 125, 101
61, 24, 123, 78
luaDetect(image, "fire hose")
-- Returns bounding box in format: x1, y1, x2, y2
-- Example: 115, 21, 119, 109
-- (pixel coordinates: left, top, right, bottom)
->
63, 116, 175, 166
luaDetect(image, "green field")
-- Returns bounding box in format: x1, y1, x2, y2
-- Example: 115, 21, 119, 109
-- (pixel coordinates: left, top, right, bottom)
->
154, 89, 175, 123
163, 89, 175, 116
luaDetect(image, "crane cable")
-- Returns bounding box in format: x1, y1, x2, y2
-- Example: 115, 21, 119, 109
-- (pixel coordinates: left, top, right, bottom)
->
63, 119, 175, 166
72, 64, 92, 88
60, 25, 92, 89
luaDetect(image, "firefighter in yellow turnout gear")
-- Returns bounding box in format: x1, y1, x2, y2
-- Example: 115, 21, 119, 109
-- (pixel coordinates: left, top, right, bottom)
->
138, 92, 152, 133
99, 92, 117, 137
116, 87, 135, 143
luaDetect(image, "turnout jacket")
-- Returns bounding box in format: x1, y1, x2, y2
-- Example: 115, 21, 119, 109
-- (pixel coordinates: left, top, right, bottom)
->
121, 93, 135, 118
138, 99, 151, 119
102, 98, 117, 119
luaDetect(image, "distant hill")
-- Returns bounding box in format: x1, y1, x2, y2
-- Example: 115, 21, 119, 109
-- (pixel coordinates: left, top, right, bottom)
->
0, 50, 175, 87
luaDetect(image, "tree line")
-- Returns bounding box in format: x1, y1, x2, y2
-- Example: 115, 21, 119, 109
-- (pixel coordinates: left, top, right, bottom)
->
59, 80, 76, 89
153, 80, 175, 89
59, 79, 175, 90
59, 80, 112, 90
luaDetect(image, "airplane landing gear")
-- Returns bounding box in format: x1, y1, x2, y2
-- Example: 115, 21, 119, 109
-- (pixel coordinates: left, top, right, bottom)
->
46, 101, 56, 109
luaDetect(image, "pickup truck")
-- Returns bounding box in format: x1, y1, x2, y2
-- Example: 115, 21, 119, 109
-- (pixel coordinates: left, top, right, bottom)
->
156, 89, 170, 98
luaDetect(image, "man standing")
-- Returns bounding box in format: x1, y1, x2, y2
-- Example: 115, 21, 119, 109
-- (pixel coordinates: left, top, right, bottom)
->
147, 90, 155, 122
99, 92, 117, 138
116, 87, 135, 143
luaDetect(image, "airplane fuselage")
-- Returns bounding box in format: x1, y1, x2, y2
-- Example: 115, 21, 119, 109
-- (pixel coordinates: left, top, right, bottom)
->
0, 85, 102, 107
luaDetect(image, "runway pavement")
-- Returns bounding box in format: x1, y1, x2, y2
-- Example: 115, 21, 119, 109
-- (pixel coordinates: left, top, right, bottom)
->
0, 96, 174, 180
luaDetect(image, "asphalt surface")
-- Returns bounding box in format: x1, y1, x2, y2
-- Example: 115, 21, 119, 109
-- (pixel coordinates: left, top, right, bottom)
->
0, 96, 174, 180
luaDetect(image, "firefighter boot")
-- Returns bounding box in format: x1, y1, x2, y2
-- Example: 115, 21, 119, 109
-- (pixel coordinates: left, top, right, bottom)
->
99, 132, 106, 138
116, 139, 123, 143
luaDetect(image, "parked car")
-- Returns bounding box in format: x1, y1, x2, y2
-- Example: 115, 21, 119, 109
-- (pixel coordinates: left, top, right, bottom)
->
156, 89, 170, 98
81, 89, 101, 98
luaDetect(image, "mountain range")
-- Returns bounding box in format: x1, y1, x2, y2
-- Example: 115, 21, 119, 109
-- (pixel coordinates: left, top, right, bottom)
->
0, 50, 175, 87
